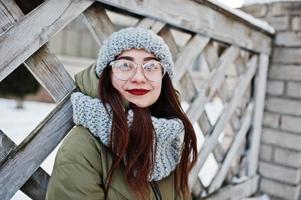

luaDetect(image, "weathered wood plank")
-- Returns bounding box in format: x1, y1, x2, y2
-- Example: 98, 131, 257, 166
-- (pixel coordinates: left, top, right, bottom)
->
0, 91, 75, 200
186, 46, 240, 124
0, 0, 75, 102
197, 175, 259, 200
20, 167, 49, 200
136, 17, 157, 29
0, 130, 50, 200
82, 3, 116, 47
144, 19, 165, 34
191, 177, 205, 197
174, 35, 210, 82
0, 0, 93, 81
203, 42, 220, 71
24, 45, 75, 102
196, 0, 275, 34
0, 130, 15, 163
158, 26, 179, 59
198, 111, 212, 136
136, 17, 166, 34
248, 54, 269, 176
209, 102, 254, 193
189, 55, 258, 188
0, 1, 18, 33
95, 0, 273, 54
178, 71, 198, 102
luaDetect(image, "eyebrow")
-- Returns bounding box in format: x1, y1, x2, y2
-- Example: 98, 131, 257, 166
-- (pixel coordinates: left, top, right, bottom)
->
117, 56, 158, 61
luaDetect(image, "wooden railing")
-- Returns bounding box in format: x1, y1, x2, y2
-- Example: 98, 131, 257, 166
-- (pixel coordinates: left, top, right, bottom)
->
0, 0, 274, 199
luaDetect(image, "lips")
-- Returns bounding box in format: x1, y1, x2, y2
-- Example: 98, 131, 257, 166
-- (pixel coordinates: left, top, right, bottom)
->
127, 89, 150, 95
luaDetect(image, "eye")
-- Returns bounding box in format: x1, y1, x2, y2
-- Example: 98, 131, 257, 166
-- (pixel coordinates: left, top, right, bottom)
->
115, 61, 133, 71
144, 62, 159, 71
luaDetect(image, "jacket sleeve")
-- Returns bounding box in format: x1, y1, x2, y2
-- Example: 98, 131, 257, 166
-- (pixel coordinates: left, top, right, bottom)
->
46, 127, 105, 200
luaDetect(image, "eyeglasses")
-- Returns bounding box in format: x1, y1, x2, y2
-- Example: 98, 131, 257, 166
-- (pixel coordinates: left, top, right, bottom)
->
109, 60, 166, 82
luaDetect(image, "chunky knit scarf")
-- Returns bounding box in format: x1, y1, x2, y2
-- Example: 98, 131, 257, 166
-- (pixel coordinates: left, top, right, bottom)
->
70, 92, 184, 181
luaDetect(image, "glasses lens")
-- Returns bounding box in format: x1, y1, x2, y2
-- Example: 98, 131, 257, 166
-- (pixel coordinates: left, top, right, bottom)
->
143, 62, 165, 82
111, 61, 135, 81
110, 60, 165, 82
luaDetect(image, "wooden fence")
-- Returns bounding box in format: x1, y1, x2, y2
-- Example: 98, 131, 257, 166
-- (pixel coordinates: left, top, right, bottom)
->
0, 0, 274, 199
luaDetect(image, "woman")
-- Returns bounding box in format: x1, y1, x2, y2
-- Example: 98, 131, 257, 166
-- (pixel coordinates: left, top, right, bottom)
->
46, 27, 197, 200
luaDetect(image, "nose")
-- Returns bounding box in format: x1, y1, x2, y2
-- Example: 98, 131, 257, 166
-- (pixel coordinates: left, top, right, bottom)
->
129, 65, 147, 83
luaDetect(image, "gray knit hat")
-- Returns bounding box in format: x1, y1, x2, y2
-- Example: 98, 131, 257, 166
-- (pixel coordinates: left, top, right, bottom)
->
96, 27, 175, 78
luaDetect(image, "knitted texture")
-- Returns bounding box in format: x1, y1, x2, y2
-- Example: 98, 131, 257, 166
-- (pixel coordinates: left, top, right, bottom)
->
71, 92, 184, 181
96, 27, 175, 78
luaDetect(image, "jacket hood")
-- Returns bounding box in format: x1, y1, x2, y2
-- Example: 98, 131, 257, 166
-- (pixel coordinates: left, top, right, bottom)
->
74, 63, 99, 98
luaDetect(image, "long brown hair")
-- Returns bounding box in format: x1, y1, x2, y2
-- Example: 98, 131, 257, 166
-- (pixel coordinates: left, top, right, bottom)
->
98, 66, 197, 199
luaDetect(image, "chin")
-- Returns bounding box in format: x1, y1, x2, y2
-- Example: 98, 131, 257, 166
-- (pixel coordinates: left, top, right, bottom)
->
129, 100, 153, 108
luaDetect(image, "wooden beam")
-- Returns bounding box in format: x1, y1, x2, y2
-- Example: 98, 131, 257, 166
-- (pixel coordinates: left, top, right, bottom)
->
136, 17, 165, 34
24, 45, 75, 102
0, 0, 75, 102
158, 26, 179, 59
197, 175, 259, 200
0, 130, 15, 163
186, 46, 240, 124
0, 91, 75, 200
177, 71, 198, 102
198, 111, 212, 136
94, 0, 273, 54
191, 177, 205, 197
203, 42, 220, 71
209, 102, 254, 193
0, 0, 93, 81
174, 34, 210, 82
189, 55, 258, 188
195, 0, 275, 35
82, 3, 116, 47
0, 130, 50, 200
248, 54, 269, 176
0, 1, 19, 33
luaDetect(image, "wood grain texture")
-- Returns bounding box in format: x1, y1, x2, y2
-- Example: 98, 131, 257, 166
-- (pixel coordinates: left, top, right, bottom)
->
186, 46, 240, 124
209, 102, 254, 193
199, 175, 259, 200
195, 0, 275, 34
0, 0, 93, 81
24, 45, 75, 102
0, 0, 75, 102
0, 91, 75, 200
0, 130, 50, 200
189, 55, 258, 188
95, 0, 273, 54
174, 35, 210, 82
82, 3, 116, 47
248, 54, 269, 176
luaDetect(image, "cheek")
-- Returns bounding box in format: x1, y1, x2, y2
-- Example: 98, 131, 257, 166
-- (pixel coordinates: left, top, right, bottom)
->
111, 75, 125, 94
151, 83, 162, 102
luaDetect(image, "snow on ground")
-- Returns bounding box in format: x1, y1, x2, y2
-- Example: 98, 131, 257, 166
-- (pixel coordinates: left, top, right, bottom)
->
1, 97, 223, 199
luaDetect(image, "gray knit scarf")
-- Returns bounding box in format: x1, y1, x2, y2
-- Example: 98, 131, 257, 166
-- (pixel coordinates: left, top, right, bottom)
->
70, 92, 184, 181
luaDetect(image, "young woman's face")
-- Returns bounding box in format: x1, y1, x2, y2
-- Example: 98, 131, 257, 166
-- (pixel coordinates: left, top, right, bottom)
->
110, 49, 163, 108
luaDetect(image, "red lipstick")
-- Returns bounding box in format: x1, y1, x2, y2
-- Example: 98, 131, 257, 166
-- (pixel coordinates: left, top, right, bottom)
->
127, 89, 150, 95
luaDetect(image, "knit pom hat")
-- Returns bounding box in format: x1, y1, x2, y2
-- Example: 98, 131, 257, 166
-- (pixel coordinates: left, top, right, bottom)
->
96, 27, 175, 78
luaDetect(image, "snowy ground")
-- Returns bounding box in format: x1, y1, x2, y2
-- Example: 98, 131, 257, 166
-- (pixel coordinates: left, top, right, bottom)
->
1, 97, 223, 199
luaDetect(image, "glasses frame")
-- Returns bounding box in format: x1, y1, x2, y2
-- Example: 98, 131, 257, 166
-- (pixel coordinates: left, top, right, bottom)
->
109, 60, 166, 82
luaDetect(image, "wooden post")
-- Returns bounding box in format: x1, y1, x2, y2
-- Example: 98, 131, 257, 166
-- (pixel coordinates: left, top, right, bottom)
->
248, 54, 269, 176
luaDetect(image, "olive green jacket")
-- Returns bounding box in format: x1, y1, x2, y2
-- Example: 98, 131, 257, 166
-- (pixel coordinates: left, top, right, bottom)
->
46, 64, 188, 200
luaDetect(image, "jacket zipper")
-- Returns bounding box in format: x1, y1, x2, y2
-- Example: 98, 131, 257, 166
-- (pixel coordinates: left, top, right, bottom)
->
151, 181, 162, 200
